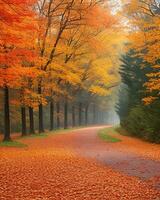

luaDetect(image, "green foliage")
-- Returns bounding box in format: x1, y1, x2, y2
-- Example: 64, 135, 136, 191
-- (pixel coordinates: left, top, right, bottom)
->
0, 141, 27, 148
117, 49, 151, 119
22, 133, 48, 139
98, 128, 121, 143
121, 105, 160, 143
22, 126, 87, 139
117, 49, 160, 143
119, 49, 150, 105
115, 126, 129, 136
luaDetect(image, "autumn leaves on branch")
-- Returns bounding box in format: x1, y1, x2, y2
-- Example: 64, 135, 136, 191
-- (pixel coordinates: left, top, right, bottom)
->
116, 0, 160, 143
122, 0, 160, 104
0, 0, 122, 141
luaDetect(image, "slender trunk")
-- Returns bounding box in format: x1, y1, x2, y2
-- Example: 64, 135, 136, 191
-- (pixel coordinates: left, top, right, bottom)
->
56, 102, 60, 129
29, 107, 35, 134
96, 106, 99, 124
101, 110, 104, 124
3, 86, 11, 141
93, 104, 96, 124
64, 99, 68, 129
21, 106, 27, 136
78, 102, 82, 126
98, 109, 100, 124
38, 83, 44, 133
50, 101, 54, 131
96, 106, 100, 124
85, 104, 89, 126
101, 111, 103, 124
72, 105, 76, 127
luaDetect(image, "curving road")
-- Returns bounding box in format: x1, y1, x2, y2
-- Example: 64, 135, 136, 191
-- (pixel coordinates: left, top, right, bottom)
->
1, 126, 160, 199
48, 126, 160, 186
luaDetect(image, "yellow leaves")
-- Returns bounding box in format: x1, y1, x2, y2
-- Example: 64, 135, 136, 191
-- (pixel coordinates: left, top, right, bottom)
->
19, 88, 47, 108
144, 71, 160, 93
125, 1, 160, 62
86, 4, 115, 29
30, 0, 122, 103
143, 96, 158, 105
152, 65, 160, 69
146, 72, 160, 78
145, 80, 160, 92
88, 57, 119, 83
89, 85, 111, 96
122, 0, 160, 104
49, 60, 81, 86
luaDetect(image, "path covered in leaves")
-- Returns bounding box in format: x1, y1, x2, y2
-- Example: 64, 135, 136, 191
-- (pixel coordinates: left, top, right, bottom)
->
0, 126, 160, 200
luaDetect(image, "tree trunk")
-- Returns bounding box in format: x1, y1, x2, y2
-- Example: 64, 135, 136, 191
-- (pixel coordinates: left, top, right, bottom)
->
21, 106, 27, 136
29, 107, 35, 134
3, 86, 11, 141
93, 104, 96, 124
50, 101, 54, 131
64, 99, 68, 129
102, 111, 104, 124
78, 102, 82, 126
85, 104, 89, 126
56, 102, 60, 129
72, 105, 76, 127
38, 83, 44, 133
101, 110, 104, 124
96, 106, 100, 124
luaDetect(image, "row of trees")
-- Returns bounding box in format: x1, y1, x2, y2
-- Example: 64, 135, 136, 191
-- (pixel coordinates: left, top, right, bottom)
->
117, 0, 160, 143
0, 0, 122, 141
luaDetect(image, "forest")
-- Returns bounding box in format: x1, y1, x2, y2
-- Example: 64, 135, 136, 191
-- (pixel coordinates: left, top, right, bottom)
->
117, 0, 160, 143
0, 0, 123, 141
0, 0, 160, 143
0, 0, 160, 199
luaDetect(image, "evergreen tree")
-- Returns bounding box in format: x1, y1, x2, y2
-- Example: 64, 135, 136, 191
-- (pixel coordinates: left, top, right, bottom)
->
117, 49, 151, 121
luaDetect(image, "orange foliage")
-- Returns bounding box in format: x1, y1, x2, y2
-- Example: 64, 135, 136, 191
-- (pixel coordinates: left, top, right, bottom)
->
122, 0, 160, 104
0, 0, 38, 88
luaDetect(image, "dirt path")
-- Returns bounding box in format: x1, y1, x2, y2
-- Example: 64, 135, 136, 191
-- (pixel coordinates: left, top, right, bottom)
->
0, 126, 160, 199
20, 126, 160, 189
57, 127, 160, 177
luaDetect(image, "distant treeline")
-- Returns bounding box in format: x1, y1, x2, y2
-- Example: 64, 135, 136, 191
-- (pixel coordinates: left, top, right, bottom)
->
0, 89, 110, 135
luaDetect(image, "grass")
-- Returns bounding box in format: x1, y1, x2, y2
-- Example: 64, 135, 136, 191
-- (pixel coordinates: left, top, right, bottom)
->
98, 127, 121, 143
20, 126, 86, 139
115, 126, 130, 136
0, 126, 95, 147
0, 140, 27, 148
22, 133, 48, 139
49, 126, 86, 135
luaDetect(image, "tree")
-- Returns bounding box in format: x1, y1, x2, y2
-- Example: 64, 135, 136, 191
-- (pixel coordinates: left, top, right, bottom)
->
0, 0, 38, 141
117, 49, 151, 121
36, 0, 118, 130
35, 0, 118, 132
122, 0, 160, 104
118, 0, 160, 142
0, 0, 124, 138
36, 0, 96, 132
